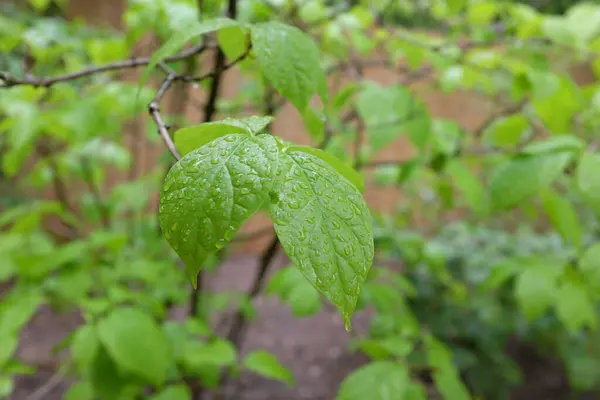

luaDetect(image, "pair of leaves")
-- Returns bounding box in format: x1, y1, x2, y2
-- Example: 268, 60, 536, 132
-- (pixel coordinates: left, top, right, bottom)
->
159, 117, 374, 329
141, 18, 327, 113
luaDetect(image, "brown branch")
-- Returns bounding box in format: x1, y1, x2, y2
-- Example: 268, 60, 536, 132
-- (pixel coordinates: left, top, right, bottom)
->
0, 44, 212, 89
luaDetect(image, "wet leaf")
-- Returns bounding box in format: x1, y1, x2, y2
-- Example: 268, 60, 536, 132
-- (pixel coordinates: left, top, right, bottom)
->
269, 148, 374, 330
160, 134, 280, 284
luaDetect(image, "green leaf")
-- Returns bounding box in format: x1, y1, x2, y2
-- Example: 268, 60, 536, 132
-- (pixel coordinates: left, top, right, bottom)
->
356, 83, 430, 152
97, 307, 171, 385
267, 266, 322, 317
540, 190, 582, 249
149, 384, 191, 400
0, 334, 17, 367
446, 159, 488, 216
515, 261, 563, 320
243, 350, 294, 386
0, 289, 42, 335
446, 0, 467, 14
71, 325, 100, 374
183, 338, 236, 369
489, 153, 570, 210
89, 346, 129, 400
269, 149, 374, 330
424, 335, 471, 400
64, 383, 93, 400
287, 145, 364, 192
217, 25, 249, 61
160, 134, 280, 284
555, 275, 596, 333
174, 122, 249, 157
140, 18, 238, 86
522, 135, 585, 156
337, 361, 410, 400
483, 114, 529, 147
577, 151, 600, 213
0, 376, 13, 399
251, 21, 327, 111
579, 243, 600, 290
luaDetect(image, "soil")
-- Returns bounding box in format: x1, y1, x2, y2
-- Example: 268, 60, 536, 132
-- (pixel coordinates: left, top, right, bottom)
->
7, 252, 581, 400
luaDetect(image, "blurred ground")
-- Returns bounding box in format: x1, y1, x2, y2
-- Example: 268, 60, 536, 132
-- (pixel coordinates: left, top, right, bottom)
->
10, 252, 576, 400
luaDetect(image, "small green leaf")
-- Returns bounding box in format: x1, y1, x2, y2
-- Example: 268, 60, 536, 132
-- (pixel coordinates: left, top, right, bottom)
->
287, 145, 364, 192
64, 383, 93, 400
489, 153, 570, 210
356, 83, 430, 152
183, 338, 236, 369
522, 135, 585, 156
243, 350, 294, 386
217, 25, 249, 61
149, 384, 191, 400
555, 275, 596, 333
71, 325, 100, 373
90, 346, 129, 400
424, 335, 471, 400
541, 190, 582, 249
269, 150, 374, 330
577, 151, 600, 213
0, 376, 13, 399
97, 307, 171, 385
579, 243, 600, 290
483, 114, 528, 147
251, 21, 328, 111
0, 334, 17, 367
337, 361, 410, 400
515, 261, 563, 320
446, 0, 467, 14
267, 266, 322, 317
160, 134, 279, 284
140, 18, 238, 87
446, 159, 488, 216
174, 122, 249, 157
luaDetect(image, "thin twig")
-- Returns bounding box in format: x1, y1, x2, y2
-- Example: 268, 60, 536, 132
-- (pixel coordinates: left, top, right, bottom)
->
148, 74, 182, 161
26, 363, 70, 400
0, 44, 212, 88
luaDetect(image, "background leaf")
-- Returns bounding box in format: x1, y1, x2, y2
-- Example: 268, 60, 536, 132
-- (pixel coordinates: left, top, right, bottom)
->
251, 21, 327, 111
97, 307, 171, 385
243, 350, 294, 386
337, 361, 410, 400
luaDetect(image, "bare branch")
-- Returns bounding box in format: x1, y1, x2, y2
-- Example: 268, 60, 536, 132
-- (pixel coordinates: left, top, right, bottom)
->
0, 44, 213, 89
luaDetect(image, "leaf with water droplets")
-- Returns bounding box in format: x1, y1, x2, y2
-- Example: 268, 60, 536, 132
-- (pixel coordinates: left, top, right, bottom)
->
250, 21, 328, 112
286, 145, 364, 192
268, 149, 374, 330
160, 134, 280, 285
175, 116, 276, 156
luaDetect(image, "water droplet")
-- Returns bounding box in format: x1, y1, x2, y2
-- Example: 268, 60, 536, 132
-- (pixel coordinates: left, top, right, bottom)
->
336, 233, 345, 242
332, 221, 340, 229
288, 201, 300, 209
210, 188, 221, 196
292, 185, 299, 193
225, 135, 236, 142
240, 188, 250, 195
211, 158, 219, 165
215, 239, 225, 249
